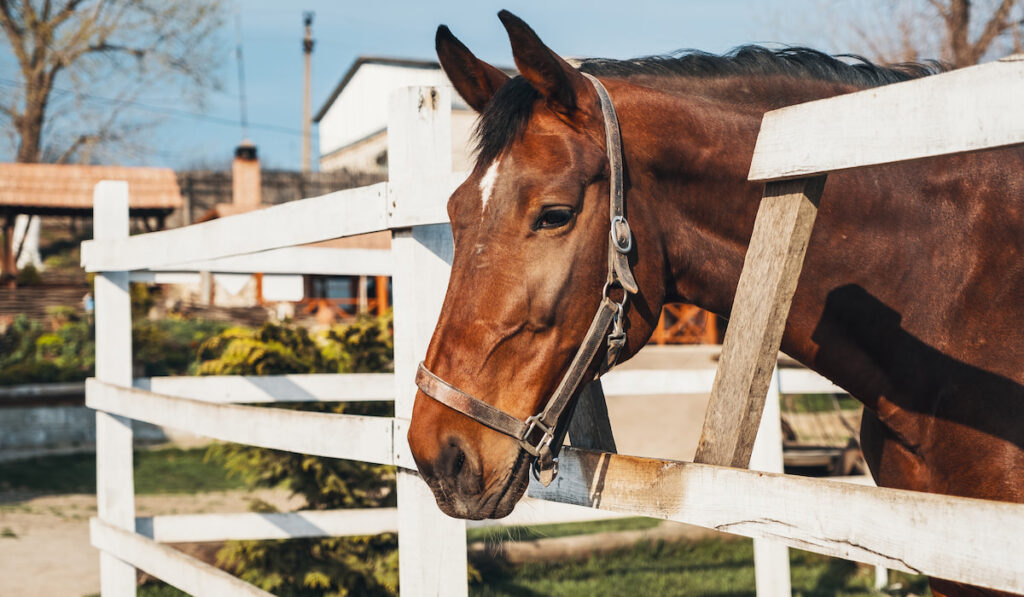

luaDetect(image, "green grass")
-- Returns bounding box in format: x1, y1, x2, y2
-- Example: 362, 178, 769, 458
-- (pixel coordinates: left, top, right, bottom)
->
0, 447, 245, 495
118, 529, 930, 597
782, 393, 860, 413
470, 537, 931, 597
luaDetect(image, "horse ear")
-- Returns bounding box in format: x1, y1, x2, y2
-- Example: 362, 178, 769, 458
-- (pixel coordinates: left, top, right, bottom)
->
436, 25, 510, 113
497, 10, 596, 125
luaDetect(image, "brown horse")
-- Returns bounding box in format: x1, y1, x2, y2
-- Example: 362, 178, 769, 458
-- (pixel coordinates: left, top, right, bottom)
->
407, 11, 1024, 596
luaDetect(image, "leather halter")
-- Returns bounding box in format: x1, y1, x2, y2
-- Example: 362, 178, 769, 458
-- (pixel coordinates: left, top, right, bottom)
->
416, 73, 636, 486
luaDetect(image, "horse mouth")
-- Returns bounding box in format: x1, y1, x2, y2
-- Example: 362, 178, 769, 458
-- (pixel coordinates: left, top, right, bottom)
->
427, 450, 532, 520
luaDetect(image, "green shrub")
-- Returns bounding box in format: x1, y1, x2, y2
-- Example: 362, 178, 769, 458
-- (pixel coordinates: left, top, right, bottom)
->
15, 264, 41, 286
0, 312, 231, 385
200, 315, 400, 596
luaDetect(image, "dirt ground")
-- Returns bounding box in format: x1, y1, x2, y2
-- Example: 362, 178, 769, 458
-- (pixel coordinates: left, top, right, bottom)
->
0, 488, 303, 597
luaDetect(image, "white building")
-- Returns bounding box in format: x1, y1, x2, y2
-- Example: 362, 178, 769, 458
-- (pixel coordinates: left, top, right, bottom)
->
315, 56, 512, 174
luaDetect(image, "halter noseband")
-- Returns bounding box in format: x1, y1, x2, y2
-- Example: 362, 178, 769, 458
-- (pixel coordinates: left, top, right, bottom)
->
415, 73, 636, 486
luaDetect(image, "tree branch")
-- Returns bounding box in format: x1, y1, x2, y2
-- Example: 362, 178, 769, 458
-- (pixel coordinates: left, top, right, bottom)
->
971, 0, 1019, 60
0, 1, 31, 69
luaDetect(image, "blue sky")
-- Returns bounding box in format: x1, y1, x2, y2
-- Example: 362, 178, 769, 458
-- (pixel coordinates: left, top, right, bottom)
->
5, 0, 828, 170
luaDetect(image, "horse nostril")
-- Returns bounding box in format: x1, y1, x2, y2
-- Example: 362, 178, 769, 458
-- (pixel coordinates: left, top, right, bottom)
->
439, 442, 466, 478
438, 439, 483, 497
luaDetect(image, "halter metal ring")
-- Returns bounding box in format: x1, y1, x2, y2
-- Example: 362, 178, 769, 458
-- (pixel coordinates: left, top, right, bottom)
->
610, 215, 632, 254
520, 414, 555, 457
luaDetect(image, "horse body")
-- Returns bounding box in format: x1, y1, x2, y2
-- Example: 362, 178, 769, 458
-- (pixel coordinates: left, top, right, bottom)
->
614, 74, 1024, 503
408, 12, 1024, 596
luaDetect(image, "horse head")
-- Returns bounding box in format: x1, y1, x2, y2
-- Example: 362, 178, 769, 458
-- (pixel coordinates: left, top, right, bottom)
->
407, 11, 665, 520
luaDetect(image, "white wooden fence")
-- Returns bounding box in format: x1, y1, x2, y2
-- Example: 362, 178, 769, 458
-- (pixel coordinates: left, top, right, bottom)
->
83, 56, 1024, 596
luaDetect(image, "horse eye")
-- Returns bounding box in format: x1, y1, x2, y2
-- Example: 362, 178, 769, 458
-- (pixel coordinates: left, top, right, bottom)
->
535, 207, 575, 230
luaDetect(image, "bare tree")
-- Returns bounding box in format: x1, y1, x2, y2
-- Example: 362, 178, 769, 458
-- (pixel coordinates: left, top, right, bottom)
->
781, 0, 1024, 67
0, 0, 226, 165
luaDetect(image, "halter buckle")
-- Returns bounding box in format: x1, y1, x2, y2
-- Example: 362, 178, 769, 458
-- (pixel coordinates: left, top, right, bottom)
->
520, 413, 555, 457
610, 215, 632, 254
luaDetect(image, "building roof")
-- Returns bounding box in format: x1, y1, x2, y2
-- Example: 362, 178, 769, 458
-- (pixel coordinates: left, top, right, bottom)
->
313, 55, 517, 123
0, 163, 182, 214
314, 56, 443, 123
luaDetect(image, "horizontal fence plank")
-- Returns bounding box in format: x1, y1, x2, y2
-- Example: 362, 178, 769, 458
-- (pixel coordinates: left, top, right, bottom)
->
748, 56, 1024, 181
138, 247, 393, 277
82, 182, 389, 272
135, 499, 626, 543
528, 447, 1024, 594
599, 368, 718, 396
138, 508, 398, 543
131, 367, 841, 406
599, 365, 840, 396
87, 379, 394, 465
777, 368, 845, 394
91, 518, 272, 597
135, 373, 394, 404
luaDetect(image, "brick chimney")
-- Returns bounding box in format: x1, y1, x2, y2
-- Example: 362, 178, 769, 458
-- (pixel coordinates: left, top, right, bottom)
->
232, 141, 261, 210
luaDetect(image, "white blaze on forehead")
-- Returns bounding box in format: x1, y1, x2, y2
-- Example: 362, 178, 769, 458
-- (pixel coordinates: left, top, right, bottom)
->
478, 159, 501, 211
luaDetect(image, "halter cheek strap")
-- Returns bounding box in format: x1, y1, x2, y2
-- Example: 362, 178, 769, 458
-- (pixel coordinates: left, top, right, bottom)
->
416, 73, 635, 486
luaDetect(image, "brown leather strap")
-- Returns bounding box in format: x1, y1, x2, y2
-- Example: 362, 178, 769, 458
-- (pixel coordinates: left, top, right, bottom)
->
583, 72, 637, 294
416, 364, 528, 439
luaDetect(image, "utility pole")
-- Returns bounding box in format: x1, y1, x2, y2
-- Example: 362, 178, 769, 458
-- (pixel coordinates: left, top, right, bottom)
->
302, 12, 314, 173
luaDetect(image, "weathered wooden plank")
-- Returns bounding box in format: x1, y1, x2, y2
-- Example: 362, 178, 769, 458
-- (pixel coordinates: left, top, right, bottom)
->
528, 447, 1024, 594
695, 176, 826, 468
129, 367, 843, 407
135, 373, 393, 404
91, 181, 137, 597
567, 381, 617, 452
389, 85, 468, 597
141, 247, 393, 276
137, 509, 399, 543
81, 182, 389, 272
90, 518, 272, 597
748, 55, 1024, 182
600, 368, 718, 396
135, 499, 627, 544
776, 367, 844, 394
748, 370, 791, 597
87, 380, 395, 465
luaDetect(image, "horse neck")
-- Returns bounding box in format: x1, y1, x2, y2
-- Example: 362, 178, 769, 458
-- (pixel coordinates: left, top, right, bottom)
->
616, 75, 860, 317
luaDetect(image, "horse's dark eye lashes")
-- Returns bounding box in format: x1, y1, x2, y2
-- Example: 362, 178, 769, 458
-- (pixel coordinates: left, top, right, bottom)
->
535, 207, 574, 230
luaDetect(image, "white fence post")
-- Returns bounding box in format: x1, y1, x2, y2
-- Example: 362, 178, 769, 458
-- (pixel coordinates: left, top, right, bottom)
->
388, 85, 468, 596
749, 368, 791, 597
92, 181, 137, 596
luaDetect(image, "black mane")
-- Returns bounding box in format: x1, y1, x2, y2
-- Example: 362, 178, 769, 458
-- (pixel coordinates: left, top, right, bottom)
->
474, 45, 947, 166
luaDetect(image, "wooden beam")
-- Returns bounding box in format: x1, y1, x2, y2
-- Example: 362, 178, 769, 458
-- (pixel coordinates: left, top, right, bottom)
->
81, 182, 389, 272
134, 373, 393, 404
90, 518, 272, 597
695, 176, 826, 468
91, 181, 137, 596
135, 499, 627, 544
388, 84, 468, 597
142, 247, 393, 277
748, 370, 792, 597
87, 380, 395, 466
137, 509, 399, 543
528, 447, 1024, 594
748, 56, 1024, 182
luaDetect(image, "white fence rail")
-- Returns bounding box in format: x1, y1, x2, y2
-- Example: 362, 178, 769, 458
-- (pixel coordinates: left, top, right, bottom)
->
86, 62, 1024, 596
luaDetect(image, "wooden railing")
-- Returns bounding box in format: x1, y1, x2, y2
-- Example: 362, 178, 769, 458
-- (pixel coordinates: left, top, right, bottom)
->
83, 59, 1024, 596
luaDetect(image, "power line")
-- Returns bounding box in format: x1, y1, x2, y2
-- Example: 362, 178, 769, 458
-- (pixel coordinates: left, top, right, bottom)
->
0, 78, 307, 137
